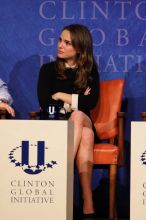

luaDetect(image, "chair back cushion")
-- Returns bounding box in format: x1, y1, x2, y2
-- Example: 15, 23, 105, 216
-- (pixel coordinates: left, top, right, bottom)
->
91, 79, 125, 139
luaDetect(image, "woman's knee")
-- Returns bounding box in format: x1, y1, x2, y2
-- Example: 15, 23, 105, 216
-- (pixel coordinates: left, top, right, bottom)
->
70, 111, 92, 128
70, 110, 85, 124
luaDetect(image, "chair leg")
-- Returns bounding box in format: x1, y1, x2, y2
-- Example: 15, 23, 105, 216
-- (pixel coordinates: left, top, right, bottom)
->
109, 164, 117, 220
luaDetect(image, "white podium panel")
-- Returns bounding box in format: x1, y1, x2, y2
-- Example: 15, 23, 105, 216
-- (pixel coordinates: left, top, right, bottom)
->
131, 122, 146, 220
0, 120, 74, 220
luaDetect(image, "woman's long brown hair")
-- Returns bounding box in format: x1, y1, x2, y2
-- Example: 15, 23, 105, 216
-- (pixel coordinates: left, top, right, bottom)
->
56, 24, 94, 90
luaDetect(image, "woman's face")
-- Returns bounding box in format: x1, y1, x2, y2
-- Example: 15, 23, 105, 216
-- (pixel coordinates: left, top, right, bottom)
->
57, 30, 78, 65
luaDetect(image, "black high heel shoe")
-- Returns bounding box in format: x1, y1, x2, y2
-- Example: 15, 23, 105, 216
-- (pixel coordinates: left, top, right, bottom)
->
82, 212, 97, 219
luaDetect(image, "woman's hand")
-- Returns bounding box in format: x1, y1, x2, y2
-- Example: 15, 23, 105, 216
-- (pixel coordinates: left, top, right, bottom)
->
52, 92, 72, 104
84, 87, 91, 95
52, 92, 60, 101
0, 102, 15, 117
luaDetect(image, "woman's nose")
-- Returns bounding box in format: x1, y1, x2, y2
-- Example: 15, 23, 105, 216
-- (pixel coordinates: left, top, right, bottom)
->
58, 41, 64, 48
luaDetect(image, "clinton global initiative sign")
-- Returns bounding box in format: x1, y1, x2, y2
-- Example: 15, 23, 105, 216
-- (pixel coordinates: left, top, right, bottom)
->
131, 122, 146, 220
10, 179, 55, 204
9, 140, 57, 204
140, 150, 146, 206
0, 120, 74, 220
9, 141, 57, 175
39, 1, 146, 74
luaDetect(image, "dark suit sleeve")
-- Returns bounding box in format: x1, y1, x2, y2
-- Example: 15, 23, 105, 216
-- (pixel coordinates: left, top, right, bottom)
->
78, 66, 100, 111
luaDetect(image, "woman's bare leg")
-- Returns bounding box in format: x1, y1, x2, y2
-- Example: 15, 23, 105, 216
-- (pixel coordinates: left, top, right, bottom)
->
70, 111, 92, 157
70, 111, 95, 214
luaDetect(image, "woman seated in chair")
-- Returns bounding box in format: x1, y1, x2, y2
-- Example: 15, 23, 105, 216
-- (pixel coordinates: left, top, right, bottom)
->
37, 24, 100, 218
0, 78, 15, 117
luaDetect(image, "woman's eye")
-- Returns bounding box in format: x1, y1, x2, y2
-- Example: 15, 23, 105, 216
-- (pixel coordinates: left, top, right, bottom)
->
58, 37, 62, 42
65, 40, 72, 45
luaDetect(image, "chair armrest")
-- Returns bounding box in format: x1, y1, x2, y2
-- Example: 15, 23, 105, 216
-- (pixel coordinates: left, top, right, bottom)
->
117, 111, 125, 165
28, 111, 40, 119
140, 112, 146, 121
0, 109, 9, 119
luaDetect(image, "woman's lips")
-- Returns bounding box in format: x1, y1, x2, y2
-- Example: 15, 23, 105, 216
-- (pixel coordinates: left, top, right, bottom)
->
58, 50, 64, 54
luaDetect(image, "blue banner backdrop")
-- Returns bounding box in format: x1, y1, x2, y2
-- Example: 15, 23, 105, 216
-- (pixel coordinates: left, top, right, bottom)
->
0, 0, 146, 218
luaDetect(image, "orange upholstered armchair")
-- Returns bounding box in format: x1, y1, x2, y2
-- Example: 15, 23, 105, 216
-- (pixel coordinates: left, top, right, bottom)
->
29, 79, 125, 220
141, 112, 146, 121
91, 79, 125, 220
